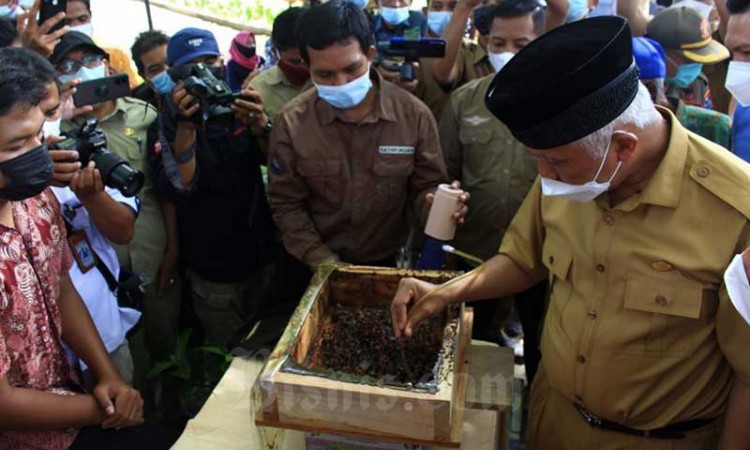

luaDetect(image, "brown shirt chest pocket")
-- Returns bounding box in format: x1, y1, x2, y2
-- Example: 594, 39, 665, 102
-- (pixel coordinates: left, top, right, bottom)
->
371, 157, 414, 213
542, 242, 574, 326
618, 276, 716, 358
297, 160, 344, 213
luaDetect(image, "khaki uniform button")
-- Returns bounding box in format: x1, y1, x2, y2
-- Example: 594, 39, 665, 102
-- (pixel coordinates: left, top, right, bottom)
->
655, 295, 668, 306
587, 309, 598, 320
603, 214, 615, 226
697, 166, 710, 178
596, 264, 605, 273
577, 355, 586, 364
549, 255, 555, 264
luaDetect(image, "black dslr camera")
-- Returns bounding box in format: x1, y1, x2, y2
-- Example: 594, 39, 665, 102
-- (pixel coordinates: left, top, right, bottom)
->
169, 63, 238, 107
55, 119, 145, 197
167, 63, 251, 120
376, 38, 447, 82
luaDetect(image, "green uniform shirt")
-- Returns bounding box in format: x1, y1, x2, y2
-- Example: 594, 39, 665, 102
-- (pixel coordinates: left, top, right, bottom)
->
675, 100, 733, 150
63, 97, 166, 280
440, 75, 538, 261
249, 66, 307, 121
416, 40, 495, 121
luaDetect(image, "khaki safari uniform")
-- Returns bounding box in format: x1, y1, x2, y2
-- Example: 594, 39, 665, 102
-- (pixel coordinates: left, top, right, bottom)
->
249, 65, 309, 121
440, 74, 538, 261
416, 40, 495, 121
268, 70, 449, 267
499, 107, 750, 449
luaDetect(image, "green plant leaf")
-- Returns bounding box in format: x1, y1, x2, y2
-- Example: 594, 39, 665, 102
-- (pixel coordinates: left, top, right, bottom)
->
147, 360, 175, 379
197, 345, 229, 357
173, 362, 192, 380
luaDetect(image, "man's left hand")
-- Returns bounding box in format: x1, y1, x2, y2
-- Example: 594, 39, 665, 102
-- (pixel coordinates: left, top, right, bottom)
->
70, 161, 105, 199
231, 87, 269, 137
425, 180, 470, 224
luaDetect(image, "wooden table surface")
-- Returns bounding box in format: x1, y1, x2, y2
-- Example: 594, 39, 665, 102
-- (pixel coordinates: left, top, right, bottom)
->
173, 341, 514, 450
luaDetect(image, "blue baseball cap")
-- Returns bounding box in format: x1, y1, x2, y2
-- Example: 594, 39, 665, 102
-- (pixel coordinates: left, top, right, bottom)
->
632, 37, 667, 80
167, 28, 221, 66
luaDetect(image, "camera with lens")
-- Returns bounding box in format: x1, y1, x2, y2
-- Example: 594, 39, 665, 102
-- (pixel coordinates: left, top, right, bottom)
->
55, 119, 145, 197
167, 63, 250, 120
375, 37, 447, 82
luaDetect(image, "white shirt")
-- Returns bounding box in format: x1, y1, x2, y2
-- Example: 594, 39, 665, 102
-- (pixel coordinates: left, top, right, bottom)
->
52, 186, 142, 367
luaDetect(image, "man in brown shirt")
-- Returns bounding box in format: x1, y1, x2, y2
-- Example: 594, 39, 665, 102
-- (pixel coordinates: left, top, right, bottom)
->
393, 17, 750, 449
269, 2, 459, 269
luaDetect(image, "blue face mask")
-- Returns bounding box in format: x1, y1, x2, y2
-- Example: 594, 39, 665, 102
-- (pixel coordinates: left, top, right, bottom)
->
149, 70, 176, 95
667, 63, 703, 88
346, 0, 368, 9
380, 7, 410, 26
427, 11, 451, 36
0, 5, 18, 19
315, 66, 373, 110
58, 64, 107, 85
566, 0, 590, 22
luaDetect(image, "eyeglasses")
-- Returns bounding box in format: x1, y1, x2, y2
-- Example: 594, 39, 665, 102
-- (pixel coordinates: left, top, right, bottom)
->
57, 54, 105, 75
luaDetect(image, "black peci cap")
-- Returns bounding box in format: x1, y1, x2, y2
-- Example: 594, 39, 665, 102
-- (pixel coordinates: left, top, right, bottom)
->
484, 16, 640, 150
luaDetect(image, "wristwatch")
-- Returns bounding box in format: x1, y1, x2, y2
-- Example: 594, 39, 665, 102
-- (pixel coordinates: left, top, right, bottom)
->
175, 143, 196, 164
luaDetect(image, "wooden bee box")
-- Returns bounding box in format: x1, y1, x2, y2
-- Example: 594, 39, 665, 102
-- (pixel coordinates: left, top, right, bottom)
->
253, 265, 473, 448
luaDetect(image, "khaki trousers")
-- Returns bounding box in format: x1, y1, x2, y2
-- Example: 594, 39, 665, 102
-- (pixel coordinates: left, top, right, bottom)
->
527, 364, 721, 450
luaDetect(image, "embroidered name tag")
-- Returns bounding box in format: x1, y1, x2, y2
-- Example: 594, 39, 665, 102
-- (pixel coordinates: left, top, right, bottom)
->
379, 146, 415, 155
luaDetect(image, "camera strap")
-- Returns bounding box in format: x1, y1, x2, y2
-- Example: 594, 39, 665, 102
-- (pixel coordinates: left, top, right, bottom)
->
62, 216, 119, 294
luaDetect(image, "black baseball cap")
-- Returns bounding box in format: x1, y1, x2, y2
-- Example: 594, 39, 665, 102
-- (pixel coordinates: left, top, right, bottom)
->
49, 31, 107, 65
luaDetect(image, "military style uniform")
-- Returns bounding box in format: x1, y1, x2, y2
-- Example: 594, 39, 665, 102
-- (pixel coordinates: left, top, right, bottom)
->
440, 74, 544, 369
440, 74, 538, 261
416, 40, 495, 120
499, 109, 750, 449
268, 70, 449, 267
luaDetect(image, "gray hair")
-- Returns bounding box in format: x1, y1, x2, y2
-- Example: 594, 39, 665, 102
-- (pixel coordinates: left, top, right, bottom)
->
571, 82, 662, 158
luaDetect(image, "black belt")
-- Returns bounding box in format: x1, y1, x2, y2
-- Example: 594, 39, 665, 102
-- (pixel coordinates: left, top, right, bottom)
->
575, 404, 714, 440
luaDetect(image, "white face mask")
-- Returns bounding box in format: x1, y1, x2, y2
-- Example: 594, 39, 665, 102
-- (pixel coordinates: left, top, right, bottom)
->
488, 51, 515, 73
17, 0, 34, 8
42, 118, 62, 139
726, 61, 750, 108
70, 23, 94, 38
540, 136, 622, 203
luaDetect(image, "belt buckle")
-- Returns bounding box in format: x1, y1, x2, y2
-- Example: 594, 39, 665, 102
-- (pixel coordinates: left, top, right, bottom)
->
576, 403, 603, 427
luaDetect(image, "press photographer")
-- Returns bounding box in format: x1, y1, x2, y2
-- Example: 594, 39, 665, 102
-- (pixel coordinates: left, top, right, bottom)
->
49, 31, 179, 379
147, 27, 275, 346
7, 44, 141, 391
